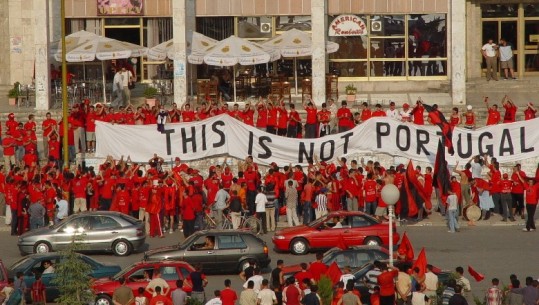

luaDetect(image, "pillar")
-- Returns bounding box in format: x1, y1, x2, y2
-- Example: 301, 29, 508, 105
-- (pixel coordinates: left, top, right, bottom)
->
450, 0, 466, 105
34, 0, 50, 110
310, 0, 327, 106
172, 0, 196, 105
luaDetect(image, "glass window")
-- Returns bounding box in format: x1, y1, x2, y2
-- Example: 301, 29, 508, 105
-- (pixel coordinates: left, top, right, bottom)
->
160, 266, 179, 281
525, 4, 539, 17
104, 18, 141, 26
525, 20, 539, 45
481, 4, 518, 18
238, 16, 272, 39
92, 216, 120, 230
217, 235, 247, 249
371, 15, 405, 36
525, 54, 539, 72
354, 252, 370, 264
276, 16, 311, 32
501, 21, 517, 50
350, 216, 371, 227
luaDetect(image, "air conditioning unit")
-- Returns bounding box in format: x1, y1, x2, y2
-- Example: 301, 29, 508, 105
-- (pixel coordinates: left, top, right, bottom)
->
371, 20, 383, 32
260, 23, 272, 33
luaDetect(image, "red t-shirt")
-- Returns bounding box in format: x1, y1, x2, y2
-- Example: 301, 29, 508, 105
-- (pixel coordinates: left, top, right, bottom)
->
361, 109, 372, 122
486, 109, 500, 125
503, 104, 517, 123
524, 108, 537, 121
2, 137, 16, 156
149, 295, 172, 305
284, 284, 301, 305
364, 180, 377, 202
42, 118, 57, 137
305, 108, 318, 124
267, 108, 278, 126
413, 106, 425, 125
220, 288, 238, 305
277, 108, 288, 129
307, 261, 328, 281
524, 183, 539, 204
86, 112, 97, 132
317, 110, 331, 123
377, 269, 399, 296
256, 108, 268, 128
337, 107, 353, 127
500, 179, 513, 193
72, 177, 88, 199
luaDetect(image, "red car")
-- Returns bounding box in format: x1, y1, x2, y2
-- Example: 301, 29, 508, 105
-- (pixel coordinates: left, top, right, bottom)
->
92, 260, 194, 305
272, 211, 399, 255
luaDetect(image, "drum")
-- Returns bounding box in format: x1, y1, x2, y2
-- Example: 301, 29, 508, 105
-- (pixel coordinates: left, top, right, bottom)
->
463, 204, 482, 221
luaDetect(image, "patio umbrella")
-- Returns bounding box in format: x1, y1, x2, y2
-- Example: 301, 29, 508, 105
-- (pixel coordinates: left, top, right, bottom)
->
262, 28, 339, 94
51, 30, 148, 103
51, 30, 101, 80
203, 35, 273, 102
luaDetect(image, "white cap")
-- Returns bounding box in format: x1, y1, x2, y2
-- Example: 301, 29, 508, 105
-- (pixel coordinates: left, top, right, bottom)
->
467, 105, 472, 110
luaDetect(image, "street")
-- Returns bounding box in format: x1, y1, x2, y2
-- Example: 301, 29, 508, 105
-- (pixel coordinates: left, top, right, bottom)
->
1, 224, 537, 302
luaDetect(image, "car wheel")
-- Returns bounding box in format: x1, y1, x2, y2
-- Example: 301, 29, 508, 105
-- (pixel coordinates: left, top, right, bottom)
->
238, 259, 252, 273
112, 239, 132, 256
290, 238, 309, 255
95, 294, 113, 305
34, 241, 52, 254
363, 237, 382, 246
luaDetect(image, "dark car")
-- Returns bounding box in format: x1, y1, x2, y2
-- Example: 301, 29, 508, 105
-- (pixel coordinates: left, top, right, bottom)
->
282, 246, 390, 276
18, 211, 146, 256
273, 211, 399, 255
92, 260, 194, 305
144, 230, 271, 274
8, 253, 122, 303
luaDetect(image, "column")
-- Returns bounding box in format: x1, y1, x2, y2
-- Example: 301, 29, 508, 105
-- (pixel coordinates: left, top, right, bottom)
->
310, 0, 327, 106
34, 0, 50, 110
450, 0, 466, 105
172, 0, 196, 105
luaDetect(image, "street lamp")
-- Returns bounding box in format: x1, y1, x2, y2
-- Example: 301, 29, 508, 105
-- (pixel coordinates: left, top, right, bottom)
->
381, 183, 399, 266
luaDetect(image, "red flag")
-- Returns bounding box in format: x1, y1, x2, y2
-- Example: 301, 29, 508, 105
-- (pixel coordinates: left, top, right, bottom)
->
336, 234, 347, 250
468, 265, 485, 282
422, 103, 455, 155
398, 232, 414, 261
327, 262, 343, 284
412, 248, 427, 277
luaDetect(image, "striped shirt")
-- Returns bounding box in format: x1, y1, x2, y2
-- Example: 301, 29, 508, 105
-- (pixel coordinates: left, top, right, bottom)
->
315, 193, 327, 211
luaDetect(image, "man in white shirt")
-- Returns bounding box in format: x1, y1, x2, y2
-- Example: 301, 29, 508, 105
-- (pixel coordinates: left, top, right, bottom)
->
243, 268, 264, 293
213, 185, 230, 229
385, 101, 400, 120
254, 187, 268, 234
120, 66, 134, 106
481, 39, 499, 81
400, 103, 412, 122
499, 38, 516, 80
55, 195, 69, 224
257, 279, 277, 305
112, 69, 123, 107
424, 264, 439, 300
146, 270, 170, 297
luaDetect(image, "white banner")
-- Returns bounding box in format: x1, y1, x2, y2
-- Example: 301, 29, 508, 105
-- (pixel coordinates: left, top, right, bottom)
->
95, 116, 539, 166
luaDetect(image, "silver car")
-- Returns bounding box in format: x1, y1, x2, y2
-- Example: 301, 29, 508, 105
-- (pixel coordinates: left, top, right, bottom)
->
18, 211, 146, 256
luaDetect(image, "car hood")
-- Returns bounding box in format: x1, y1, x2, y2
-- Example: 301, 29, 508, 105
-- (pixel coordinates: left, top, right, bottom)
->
144, 245, 181, 259
92, 276, 117, 289
275, 225, 311, 236
19, 226, 53, 238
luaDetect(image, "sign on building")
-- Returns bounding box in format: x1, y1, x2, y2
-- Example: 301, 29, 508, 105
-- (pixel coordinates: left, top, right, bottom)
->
328, 15, 368, 36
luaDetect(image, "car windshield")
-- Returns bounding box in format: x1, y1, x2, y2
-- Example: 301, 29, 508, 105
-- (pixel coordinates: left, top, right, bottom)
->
306, 217, 326, 228
113, 263, 139, 280
179, 233, 199, 248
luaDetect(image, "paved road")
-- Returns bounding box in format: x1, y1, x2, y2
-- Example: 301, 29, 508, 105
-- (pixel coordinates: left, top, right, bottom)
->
1, 223, 537, 303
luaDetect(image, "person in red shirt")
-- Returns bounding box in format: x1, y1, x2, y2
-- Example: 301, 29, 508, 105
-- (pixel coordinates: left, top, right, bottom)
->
449, 107, 461, 128
287, 103, 301, 138
295, 263, 313, 290
524, 103, 537, 120
47, 132, 61, 162
377, 264, 399, 305
24, 114, 37, 137
23, 128, 37, 154
360, 102, 372, 122
12, 123, 25, 165
181, 189, 197, 238
169, 103, 182, 123
72, 174, 89, 213
31, 273, 46, 304
307, 252, 328, 282
276, 101, 288, 137
520, 177, 538, 231
182, 103, 196, 122
317, 103, 332, 137
5, 113, 18, 135
502, 95, 517, 123
337, 101, 353, 133
371, 104, 386, 117
22, 148, 38, 168
220, 279, 238, 305
2, 133, 16, 170
150, 286, 173, 305
283, 277, 302, 305
41, 112, 57, 161
85, 105, 98, 152
463, 105, 476, 129
412, 100, 425, 125
242, 103, 255, 126
511, 164, 527, 219
485, 101, 501, 126
266, 101, 279, 135
255, 102, 268, 131
303, 99, 318, 138
499, 173, 515, 222
363, 173, 378, 216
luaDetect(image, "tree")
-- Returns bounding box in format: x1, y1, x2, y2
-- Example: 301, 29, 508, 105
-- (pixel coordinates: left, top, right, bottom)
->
51, 231, 94, 305
317, 276, 334, 305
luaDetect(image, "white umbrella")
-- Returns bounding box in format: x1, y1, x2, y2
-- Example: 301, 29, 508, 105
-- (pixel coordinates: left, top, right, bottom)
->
147, 32, 218, 63
51, 30, 100, 62
262, 28, 339, 94
203, 35, 272, 102
52, 30, 148, 103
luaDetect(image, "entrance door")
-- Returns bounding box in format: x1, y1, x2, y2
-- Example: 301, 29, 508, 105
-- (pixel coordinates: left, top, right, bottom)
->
481, 20, 518, 77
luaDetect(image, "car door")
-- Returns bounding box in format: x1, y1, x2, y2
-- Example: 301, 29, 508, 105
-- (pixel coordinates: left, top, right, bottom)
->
86, 215, 122, 251
183, 234, 216, 270
310, 215, 345, 249
214, 234, 248, 273
125, 266, 154, 295
159, 265, 180, 294
52, 216, 91, 249
344, 215, 373, 245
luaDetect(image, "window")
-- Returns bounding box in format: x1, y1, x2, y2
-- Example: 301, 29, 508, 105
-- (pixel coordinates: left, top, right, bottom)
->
217, 235, 247, 249
276, 15, 311, 32
160, 266, 179, 281
238, 17, 272, 39
334, 253, 354, 267
92, 216, 120, 230
350, 216, 372, 228
354, 252, 371, 264
179, 267, 191, 279
482, 4, 519, 18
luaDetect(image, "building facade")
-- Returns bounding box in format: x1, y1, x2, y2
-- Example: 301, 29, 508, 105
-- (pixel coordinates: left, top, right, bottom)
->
0, 0, 538, 110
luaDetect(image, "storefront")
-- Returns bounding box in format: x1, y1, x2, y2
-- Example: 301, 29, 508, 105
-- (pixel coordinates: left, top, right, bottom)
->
3, 0, 539, 109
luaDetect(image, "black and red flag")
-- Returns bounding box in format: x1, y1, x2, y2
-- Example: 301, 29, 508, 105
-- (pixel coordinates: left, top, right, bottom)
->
399, 161, 432, 218
422, 103, 455, 155
433, 139, 452, 197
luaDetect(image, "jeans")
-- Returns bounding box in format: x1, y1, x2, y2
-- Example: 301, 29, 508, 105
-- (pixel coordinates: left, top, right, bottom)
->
213, 208, 224, 229
525, 204, 537, 230
448, 209, 459, 232
99, 198, 112, 211
112, 90, 123, 107
491, 193, 502, 214
500, 193, 514, 220
347, 197, 358, 211
274, 199, 280, 223
365, 201, 377, 215
15, 146, 25, 163
302, 201, 312, 224
10, 207, 18, 235
258, 211, 267, 233
30, 217, 44, 230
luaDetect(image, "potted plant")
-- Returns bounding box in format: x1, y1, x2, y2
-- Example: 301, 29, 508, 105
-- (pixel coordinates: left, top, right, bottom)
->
7, 82, 20, 106
143, 86, 159, 107
345, 83, 357, 102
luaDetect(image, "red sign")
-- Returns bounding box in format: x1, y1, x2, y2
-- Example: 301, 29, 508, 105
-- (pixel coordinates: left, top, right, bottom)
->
97, 0, 144, 16
328, 15, 368, 36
